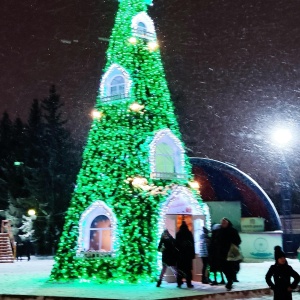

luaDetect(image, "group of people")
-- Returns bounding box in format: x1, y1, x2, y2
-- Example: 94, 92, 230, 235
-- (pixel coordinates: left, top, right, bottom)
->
201, 217, 242, 290
157, 217, 300, 299
157, 217, 242, 290
199, 217, 242, 290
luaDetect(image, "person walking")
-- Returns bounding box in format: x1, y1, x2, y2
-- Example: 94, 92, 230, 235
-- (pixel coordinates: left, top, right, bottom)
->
218, 217, 241, 291
199, 227, 210, 284
265, 246, 300, 300
176, 221, 195, 288
156, 229, 178, 287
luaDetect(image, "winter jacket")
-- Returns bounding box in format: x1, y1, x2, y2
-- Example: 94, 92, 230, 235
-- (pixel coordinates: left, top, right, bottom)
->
199, 232, 210, 257
158, 235, 178, 266
265, 263, 300, 300
176, 227, 195, 270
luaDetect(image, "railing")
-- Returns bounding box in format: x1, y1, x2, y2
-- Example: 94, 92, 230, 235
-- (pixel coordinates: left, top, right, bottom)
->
151, 172, 188, 180
100, 93, 130, 103
132, 29, 156, 40
77, 251, 113, 259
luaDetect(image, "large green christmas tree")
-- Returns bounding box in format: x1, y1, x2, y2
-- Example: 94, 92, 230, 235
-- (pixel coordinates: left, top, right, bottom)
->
50, 0, 209, 283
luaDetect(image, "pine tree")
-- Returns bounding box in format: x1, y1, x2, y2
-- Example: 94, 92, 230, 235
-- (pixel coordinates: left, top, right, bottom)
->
0, 112, 13, 210
51, 0, 209, 282
24, 87, 76, 254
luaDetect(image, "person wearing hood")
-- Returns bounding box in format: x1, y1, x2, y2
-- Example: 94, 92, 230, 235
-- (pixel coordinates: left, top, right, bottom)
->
156, 229, 178, 287
176, 221, 195, 288
218, 217, 241, 291
265, 246, 300, 300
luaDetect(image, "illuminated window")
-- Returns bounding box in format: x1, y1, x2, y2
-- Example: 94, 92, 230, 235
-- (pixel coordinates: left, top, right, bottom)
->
131, 12, 156, 40
77, 201, 117, 256
110, 76, 125, 97
89, 215, 112, 252
150, 129, 186, 179
99, 64, 131, 102
137, 22, 147, 36
155, 143, 175, 173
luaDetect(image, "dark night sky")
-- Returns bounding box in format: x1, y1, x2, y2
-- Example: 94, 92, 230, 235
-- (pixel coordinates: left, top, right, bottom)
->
1, 0, 300, 196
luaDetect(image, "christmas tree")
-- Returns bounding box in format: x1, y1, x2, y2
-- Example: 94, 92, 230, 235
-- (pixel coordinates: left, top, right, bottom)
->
50, 0, 209, 283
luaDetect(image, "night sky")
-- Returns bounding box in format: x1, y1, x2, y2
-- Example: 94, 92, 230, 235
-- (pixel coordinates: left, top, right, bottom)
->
1, 0, 300, 196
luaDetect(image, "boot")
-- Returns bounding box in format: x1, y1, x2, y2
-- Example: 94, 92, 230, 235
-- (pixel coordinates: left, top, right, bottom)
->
156, 279, 162, 287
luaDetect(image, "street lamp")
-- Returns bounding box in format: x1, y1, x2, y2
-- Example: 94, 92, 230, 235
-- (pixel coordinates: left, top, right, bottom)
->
271, 127, 293, 254
28, 209, 36, 216
28, 209, 37, 220
271, 128, 292, 148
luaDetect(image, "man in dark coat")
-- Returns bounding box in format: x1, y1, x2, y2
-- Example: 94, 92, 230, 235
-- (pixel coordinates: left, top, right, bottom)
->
266, 246, 300, 300
156, 229, 178, 287
176, 221, 195, 288
218, 217, 241, 291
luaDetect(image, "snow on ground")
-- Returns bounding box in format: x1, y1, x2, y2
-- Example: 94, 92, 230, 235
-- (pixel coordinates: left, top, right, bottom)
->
0, 257, 299, 299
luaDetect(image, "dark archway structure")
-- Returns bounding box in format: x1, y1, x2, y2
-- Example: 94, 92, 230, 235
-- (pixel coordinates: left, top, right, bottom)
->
191, 157, 281, 231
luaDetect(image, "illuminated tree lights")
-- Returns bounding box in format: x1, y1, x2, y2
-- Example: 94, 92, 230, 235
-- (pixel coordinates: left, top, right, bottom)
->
50, 0, 208, 283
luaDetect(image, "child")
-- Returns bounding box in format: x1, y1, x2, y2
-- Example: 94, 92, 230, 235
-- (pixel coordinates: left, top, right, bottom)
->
265, 246, 300, 300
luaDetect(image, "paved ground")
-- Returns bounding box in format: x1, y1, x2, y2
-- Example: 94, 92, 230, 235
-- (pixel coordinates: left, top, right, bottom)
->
0, 257, 299, 299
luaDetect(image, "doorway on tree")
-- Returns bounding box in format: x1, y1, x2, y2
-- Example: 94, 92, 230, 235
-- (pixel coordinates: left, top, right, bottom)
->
160, 187, 206, 283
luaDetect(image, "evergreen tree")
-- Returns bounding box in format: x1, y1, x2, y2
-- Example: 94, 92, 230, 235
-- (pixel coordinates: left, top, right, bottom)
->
51, 0, 209, 283
24, 86, 78, 254
0, 114, 31, 236
0, 112, 14, 210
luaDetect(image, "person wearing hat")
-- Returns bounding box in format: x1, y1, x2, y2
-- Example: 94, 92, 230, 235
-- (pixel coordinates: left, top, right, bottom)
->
265, 245, 300, 300
218, 217, 241, 291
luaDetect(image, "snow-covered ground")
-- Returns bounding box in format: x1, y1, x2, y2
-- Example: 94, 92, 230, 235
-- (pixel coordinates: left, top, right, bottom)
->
0, 257, 299, 299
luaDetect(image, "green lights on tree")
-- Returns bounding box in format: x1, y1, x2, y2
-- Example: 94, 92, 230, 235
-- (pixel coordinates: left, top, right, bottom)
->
50, 0, 205, 283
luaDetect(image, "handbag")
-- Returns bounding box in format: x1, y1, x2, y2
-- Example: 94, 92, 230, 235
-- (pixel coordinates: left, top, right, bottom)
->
227, 243, 243, 261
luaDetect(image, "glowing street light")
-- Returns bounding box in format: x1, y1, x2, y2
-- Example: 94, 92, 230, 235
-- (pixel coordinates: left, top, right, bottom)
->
270, 126, 294, 249
28, 209, 36, 216
271, 128, 292, 148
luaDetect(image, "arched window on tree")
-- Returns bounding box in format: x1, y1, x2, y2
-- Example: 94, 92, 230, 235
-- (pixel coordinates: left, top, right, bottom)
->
77, 201, 117, 257
99, 64, 131, 103
89, 215, 112, 252
131, 12, 156, 40
149, 129, 187, 180
137, 22, 147, 36
110, 76, 125, 97
155, 143, 175, 173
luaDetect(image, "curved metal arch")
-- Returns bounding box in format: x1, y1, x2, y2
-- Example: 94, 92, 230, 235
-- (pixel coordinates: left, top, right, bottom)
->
190, 157, 282, 231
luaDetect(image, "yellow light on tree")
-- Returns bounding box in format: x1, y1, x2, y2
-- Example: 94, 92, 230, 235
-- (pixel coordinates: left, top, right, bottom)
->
91, 110, 104, 119
129, 37, 137, 44
189, 180, 200, 190
147, 41, 158, 51
129, 102, 144, 112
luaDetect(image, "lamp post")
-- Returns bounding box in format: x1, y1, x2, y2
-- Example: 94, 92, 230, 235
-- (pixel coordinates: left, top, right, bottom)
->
272, 128, 293, 254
